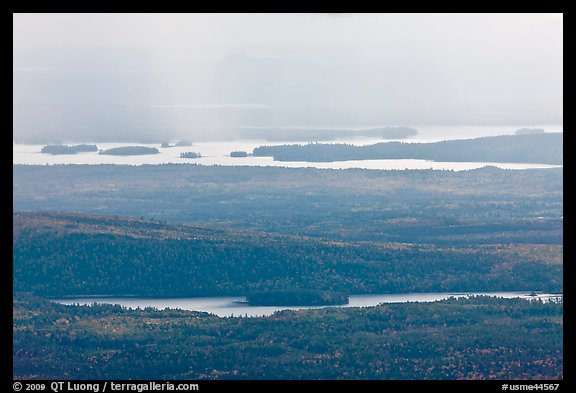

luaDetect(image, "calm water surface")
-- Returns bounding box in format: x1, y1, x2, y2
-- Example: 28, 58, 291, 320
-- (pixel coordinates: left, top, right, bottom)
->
12, 141, 561, 171
13, 125, 562, 170
53, 291, 562, 317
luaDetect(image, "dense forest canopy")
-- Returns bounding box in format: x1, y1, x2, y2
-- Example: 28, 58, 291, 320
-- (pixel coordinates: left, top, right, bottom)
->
13, 293, 563, 380
12, 160, 563, 380
13, 212, 563, 297
13, 165, 563, 245
12, 162, 563, 380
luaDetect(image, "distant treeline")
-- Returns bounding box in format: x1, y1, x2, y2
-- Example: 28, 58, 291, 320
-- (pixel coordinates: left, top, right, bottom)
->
99, 146, 159, 156
41, 144, 98, 155
253, 134, 563, 165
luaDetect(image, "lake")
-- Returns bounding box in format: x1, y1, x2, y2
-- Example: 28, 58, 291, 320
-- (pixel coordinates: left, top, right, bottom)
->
12, 125, 563, 170
12, 140, 561, 171
53, 291, 562, 317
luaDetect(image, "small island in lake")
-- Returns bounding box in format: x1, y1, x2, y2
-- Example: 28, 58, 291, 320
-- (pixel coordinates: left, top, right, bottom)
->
180, 151, 202, 159
246, 289, 349, 306
230, 151, 248, 157
41, 144, 98, 155
99, 146, 160, 156
175, 140, 193, 147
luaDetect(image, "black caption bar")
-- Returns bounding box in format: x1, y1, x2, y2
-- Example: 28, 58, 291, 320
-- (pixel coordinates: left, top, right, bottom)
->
11, 380, 566, 392
12, 382, 201, 393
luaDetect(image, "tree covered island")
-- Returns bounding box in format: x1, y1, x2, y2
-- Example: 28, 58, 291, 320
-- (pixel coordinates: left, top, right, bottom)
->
99, 146, 160, 156
180, 151, 202, 159
41, 144, 98, 155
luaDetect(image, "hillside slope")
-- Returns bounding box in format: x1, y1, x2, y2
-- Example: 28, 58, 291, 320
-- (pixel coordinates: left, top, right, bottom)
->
13, 212, 563, 297
13, 165, 563, 245
13, 293, 563, 379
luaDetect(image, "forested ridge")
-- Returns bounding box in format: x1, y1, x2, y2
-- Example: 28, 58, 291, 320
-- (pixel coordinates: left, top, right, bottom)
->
13, 293, 563, 380
13, 212, 562, 297
13, 165, 562, 245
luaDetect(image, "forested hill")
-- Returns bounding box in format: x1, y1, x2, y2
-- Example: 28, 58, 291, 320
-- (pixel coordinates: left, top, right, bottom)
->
253, 133, 563, 164
13, 212, 562, 297
13, 165, 563, 245
13, 293, 563, 379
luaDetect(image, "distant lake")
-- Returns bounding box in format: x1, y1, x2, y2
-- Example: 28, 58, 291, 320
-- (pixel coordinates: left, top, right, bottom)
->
12, 140, 561, 171
14, 125, 563, 170
53, 291, 562, 317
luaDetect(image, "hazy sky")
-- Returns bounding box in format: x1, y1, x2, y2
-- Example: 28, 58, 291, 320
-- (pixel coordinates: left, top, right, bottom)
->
13, 13, 563, 142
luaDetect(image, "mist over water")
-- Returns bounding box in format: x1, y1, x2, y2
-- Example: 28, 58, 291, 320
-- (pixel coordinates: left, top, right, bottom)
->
13, 14, 562, 144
